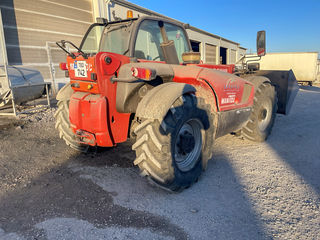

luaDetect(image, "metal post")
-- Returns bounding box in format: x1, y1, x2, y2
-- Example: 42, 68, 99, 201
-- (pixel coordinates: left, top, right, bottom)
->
45, 83, 51, 107
0, 10, 8, 77
0, 10, 17, 116
46, 41, 57, 95
11, 93, 17, 116
106, 0, 112, 21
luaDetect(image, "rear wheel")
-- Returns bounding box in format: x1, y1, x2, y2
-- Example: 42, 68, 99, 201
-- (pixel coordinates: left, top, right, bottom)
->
132, 95, 215, 191
55, 100, 88, 152
241, 82, 277, 142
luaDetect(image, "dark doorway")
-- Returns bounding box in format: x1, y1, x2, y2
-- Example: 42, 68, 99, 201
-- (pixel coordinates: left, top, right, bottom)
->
1, 0, 22, 65
220, 47, 227, 64
190, 40, 200, 52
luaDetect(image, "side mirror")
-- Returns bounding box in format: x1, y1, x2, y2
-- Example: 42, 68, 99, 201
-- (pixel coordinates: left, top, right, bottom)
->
257, 30, 266, 56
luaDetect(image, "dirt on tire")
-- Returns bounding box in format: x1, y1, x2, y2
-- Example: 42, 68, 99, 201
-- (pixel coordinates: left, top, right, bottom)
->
55, 100, 88, 152
133, 95, 215, 191
241, 82, 277, 142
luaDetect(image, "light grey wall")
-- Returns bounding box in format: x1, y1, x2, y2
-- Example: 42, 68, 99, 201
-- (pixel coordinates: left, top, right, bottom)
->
0, 0, 94, 91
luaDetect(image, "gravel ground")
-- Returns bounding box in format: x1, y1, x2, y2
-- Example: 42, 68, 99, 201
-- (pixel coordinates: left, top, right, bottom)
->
0, 86, 319, 240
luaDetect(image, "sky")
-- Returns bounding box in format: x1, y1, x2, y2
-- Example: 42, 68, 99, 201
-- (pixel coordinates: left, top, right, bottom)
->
129, 0, 320, 56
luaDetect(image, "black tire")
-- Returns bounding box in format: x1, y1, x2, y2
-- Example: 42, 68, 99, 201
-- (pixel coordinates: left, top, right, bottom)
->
241, 82, 277, 142
132, 95, 215, 191
54, 100, 88, 152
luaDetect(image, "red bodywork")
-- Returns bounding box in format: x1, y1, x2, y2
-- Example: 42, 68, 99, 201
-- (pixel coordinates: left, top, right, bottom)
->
66, 53, 254, 147
172, 64, 253, 112
67, 53, 131, 147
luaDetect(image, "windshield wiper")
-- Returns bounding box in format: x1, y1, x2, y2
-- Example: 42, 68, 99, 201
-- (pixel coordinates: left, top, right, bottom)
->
56, 40, 88, 59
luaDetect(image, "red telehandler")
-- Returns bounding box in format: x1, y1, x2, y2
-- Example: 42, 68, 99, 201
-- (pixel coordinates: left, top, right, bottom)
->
55, 15, 298, 191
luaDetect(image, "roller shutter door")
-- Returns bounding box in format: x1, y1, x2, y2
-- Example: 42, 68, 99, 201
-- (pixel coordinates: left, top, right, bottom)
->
0, 0, 94, 90
205, 43, 216, 64
230, 49, 236, 64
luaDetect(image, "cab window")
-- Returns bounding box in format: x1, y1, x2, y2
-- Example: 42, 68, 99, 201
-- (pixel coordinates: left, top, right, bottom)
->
164, 23, 190, 62
135, 20, 163, 61
134, 20, 190, 62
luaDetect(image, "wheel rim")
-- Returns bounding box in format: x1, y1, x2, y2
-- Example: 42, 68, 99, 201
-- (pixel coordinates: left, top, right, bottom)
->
174, 119, 203, 172
258, 99, 272, 131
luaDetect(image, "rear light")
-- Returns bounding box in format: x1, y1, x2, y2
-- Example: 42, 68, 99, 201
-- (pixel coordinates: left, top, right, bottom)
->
87, 84, 93, 90
59, 62, 68, 71
131, 67, 156, 81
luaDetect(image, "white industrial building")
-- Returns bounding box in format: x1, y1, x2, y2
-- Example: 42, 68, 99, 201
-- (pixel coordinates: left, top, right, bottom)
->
0, 0, 246, 91
100, 0, 247, 65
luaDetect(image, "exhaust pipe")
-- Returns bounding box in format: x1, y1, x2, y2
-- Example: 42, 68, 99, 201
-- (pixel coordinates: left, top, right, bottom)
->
158, 21, 180, 65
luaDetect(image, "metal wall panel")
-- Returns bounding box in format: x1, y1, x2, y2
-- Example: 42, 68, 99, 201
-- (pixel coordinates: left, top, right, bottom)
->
5, 46, 68, 66
2, 0, 92, 22
0, 0, 93, 91
50, 48, 68, 63
2, 8, 90, 36
4, 28, 83, 47
205, 43, 217, 64
6, 47, 48, 64
230, 49, 236, 64
48, 0, 92, 11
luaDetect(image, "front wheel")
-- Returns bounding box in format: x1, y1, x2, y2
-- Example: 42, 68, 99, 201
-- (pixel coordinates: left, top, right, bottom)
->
241, 82, 277, 142
132, 95, 215, 191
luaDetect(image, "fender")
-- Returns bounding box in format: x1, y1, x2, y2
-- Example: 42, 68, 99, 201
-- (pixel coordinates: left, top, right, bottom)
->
135, 82, 196, 120
213, 75, 270, 138
56, 83, 73, 101
116, 62, 174, 113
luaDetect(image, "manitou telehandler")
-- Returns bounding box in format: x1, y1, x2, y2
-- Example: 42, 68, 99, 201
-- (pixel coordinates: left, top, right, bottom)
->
55, 15, 298, 191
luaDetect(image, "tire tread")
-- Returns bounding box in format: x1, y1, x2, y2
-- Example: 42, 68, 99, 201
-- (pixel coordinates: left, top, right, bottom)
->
241, 82, 278, 142
55, 100, 88, 152
133, 95, 215, 191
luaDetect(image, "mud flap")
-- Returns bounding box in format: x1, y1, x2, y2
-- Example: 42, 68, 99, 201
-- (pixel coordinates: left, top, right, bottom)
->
254, 70, 299, 115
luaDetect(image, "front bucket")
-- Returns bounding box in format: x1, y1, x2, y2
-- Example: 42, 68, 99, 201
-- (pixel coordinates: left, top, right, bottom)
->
255, 70, 299, 115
